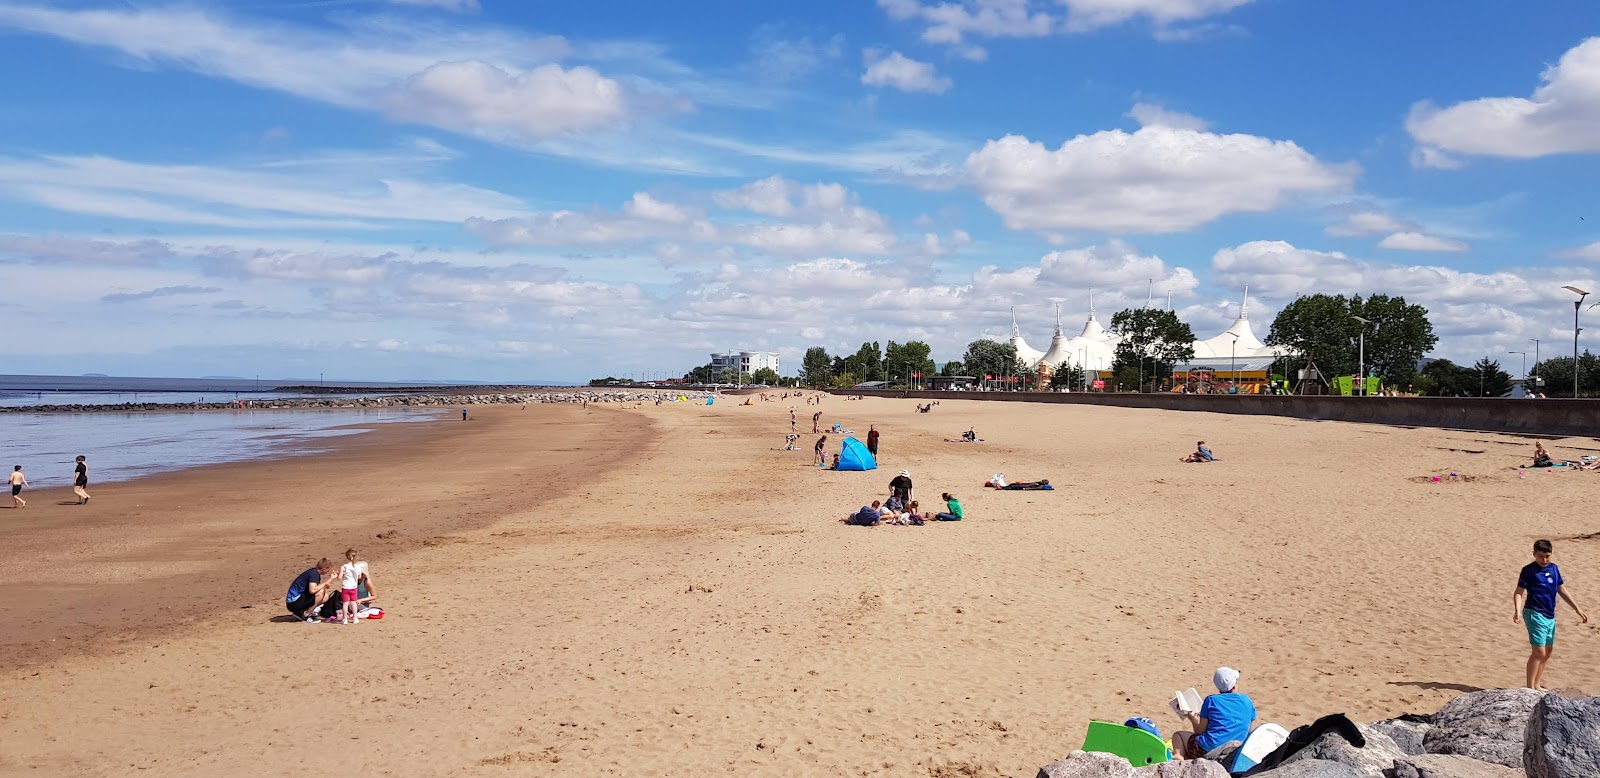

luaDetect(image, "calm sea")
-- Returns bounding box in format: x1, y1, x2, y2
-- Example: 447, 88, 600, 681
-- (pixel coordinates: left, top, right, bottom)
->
0, 375, 444, 484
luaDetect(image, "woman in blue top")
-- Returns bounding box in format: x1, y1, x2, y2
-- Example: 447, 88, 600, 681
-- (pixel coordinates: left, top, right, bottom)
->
1174, 667, 1256, 760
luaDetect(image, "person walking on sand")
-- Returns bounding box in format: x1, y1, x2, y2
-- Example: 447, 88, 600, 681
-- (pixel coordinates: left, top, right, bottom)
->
867, 425, 880, 457
1515, 539, 1588, 689
812, 410, 821, 433
462, 407, 469, 421
71, 455, 90, 505
814, 435, 828, 466
9, 465, 27, 508
790, 408, 797, 432
339, 548, 370, 625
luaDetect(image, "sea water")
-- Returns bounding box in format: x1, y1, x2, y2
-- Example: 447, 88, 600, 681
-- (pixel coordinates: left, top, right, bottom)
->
0, 374, 411, 408
0, 408, 437, 486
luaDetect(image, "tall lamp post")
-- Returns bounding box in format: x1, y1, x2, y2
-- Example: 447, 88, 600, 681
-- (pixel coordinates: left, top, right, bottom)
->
1563, 286, 1589, 398
1351, 315, 1371, 396
1509, 351, 1528, 394
1531, 338, 1541, 392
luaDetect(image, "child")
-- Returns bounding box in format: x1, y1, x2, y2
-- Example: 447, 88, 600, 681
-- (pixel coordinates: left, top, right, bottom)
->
339, 548, 370, 625
1514, 539, 1589, 689
935, 492, 964, 521
906, 500, 924, 525
785, 433, 799, 451
9, 465, 27, 508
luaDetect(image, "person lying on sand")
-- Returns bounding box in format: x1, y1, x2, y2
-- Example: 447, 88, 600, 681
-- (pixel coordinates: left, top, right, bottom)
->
844, 501, 882, 526
1180, 441, 1217, 463
1172, 667, 1256, 761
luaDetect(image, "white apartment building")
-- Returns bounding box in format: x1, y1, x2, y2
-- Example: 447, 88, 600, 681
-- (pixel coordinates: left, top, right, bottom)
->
710, 350, 780, 377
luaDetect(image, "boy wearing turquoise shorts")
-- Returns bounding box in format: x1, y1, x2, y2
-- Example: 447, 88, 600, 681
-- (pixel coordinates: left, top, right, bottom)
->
1514, 539, 1588, 690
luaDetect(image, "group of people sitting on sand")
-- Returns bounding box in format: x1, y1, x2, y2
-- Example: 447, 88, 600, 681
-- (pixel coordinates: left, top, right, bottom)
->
844, 469, 965, 526
1179, 440, 1218, 463
284, 549, 381, 624
1532, 442, 1600, 471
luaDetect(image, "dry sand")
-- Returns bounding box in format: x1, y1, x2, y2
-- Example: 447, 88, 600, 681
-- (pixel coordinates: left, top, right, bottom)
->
3, 395, 1600, 777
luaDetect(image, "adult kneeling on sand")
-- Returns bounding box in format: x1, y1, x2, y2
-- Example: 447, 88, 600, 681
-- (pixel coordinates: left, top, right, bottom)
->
1173, 666, 1256, 760
285, 558, 336, 622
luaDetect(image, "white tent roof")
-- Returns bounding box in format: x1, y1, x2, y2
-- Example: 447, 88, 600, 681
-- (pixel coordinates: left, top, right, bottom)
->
1010, 307, 1045, 366
1040, 304, 1074, 367
1000, 288, 1281, 371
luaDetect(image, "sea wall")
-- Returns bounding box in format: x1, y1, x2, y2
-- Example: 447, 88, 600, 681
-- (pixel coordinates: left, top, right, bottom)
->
0, 390, 708, 414
831, 389, 1600, 438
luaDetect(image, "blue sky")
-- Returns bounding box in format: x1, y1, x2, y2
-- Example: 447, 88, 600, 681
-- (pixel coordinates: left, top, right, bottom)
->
1, 0, 1597, 382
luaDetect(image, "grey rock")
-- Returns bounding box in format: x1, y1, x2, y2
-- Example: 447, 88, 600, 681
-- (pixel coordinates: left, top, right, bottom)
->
1423, 688, 1546, 768
1132, 761, 1230, 777
1391, 753, 1519, 778
1370, 719, 1431, 756
1251, 759, 1362, 778
1279, 723, 1406, 778
1524, 694, 1600, 778
1037, 752, 1137, 778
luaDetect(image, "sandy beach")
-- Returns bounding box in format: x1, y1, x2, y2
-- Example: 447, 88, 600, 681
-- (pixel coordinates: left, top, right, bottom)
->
3, 396, 1600, 777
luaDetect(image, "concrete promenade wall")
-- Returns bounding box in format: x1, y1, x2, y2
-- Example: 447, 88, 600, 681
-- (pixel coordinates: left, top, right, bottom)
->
828, 389, 1600, 438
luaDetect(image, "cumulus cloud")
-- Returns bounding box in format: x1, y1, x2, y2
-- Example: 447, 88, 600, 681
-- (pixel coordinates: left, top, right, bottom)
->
1325, 210, 1414, 237
971, 239, 1199, 298
1212, 240, 1535, 304
101, 284, 221, 303
1408, 37, 1600, 163
861, 49, 953, 94
0, 233, 175, 266
1127, 102, 1209, 130
877, 0, 1254, 49
385, 61, 627, 140
1558, 241, 1600, 261
965, 126, 1356, 233
1376, 231, 1470, 253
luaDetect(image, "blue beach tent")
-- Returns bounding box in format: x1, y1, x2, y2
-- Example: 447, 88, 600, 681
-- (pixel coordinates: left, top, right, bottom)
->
837, 436, 878, 471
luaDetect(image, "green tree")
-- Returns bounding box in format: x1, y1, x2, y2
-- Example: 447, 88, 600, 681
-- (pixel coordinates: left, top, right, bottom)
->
1109, 308, 1196, 391
683, 363, 716, 383
940, 360, 964, 377
801, 346, 833, 386
843, 341, 883, 382
962, 339, 1017, 381
1468, 357, 1513, 397
750, 367, 780, 385
1530, 352, 1600, 397
1267, 293, 1436, 382
1418, 359, 1469, 396
885, 340, 936, 386
1048, 361, 1085, 391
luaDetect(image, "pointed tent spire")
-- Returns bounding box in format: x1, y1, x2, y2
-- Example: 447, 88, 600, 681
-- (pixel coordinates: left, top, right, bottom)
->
1239, 285, 1250, 320
1053, 302, 1064, 336
1087, 288, 1097, 320
1011, 305, 1020, 337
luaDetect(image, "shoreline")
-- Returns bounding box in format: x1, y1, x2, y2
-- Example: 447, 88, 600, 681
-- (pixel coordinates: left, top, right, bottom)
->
0, 388, 709, 414
0, 403, 658, 670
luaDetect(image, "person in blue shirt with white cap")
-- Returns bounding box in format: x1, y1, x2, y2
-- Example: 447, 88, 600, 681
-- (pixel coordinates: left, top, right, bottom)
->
1173, 666, 1256, 760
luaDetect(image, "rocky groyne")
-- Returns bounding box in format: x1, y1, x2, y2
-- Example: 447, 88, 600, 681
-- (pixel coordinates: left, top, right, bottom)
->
0, 390, 712, 414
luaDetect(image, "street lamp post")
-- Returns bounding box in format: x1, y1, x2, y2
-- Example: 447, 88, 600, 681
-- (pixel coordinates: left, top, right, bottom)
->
1351, 315, 1371, 397
1509, 351, 1528, 393
1563, 286, 1589, 397
1531, 338, 1541, 391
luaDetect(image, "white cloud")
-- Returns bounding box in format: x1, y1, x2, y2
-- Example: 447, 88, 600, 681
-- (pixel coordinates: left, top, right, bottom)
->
971, 239, 1199, 298
101, 284, 222, 303
384, 61, 627, 140
748, 30, 844, 82
965, 126, 1355, 233
388, 0, 479, 11
1407, 37, 1600, 162
682, 129, 970, 190
1127, 102, 1209, 130
1325, 210, 1414, 237
861, 49, 953, 94
877, 0, 1254, 47
1212, 240, 1535, 304
1557, 241, 1600, 261
1377, 232, 1470, 253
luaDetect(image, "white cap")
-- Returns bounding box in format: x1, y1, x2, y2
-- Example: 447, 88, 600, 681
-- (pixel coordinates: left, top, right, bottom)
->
1213, 666, 1240, 693
900, 469, 910, 477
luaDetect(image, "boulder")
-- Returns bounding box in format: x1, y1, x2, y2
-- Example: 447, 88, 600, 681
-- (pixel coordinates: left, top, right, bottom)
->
1250, 759, 1362, 778
1132, 762, 1230, 777
1037, 752, 1137, 778
1392, 753, 1519, 778
1370, 719, 1431, 756
1423, 688, 1546, 768
1524, 694, 1600, 778
1277, 723, 1406, 778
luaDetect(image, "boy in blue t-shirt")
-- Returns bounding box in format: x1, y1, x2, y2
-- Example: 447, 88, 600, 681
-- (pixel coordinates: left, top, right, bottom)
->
1515, 539, 1589, 690
1174, 666, 1256, 760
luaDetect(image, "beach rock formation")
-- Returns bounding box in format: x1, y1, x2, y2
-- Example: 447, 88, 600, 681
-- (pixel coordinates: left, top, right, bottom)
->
1422, 688, 1546, 768
1275, 723, 1405, 778
1036, 751, 1141, 777
1370, 718, 1432, 755
1524, 694, 1600, 778
1391, 753, 1520, 777
1251, 760, 1362, 778
1131, 761, 1229, 776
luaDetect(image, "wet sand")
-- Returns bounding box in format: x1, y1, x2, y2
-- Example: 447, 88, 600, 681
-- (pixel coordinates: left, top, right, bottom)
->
2, 396, 1599, 777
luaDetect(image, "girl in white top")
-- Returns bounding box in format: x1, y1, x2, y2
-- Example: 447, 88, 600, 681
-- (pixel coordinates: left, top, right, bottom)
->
338, 548, 369, 625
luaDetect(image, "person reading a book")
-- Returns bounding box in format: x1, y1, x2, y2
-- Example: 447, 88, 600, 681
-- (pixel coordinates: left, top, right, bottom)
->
1172, 667, 1256, 761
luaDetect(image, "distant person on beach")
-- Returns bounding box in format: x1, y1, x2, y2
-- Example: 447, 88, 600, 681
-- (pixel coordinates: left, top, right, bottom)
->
1173, 667, 1256, 760
935, 492, 963, 521
339, 548, 370, 626
285, 558, 336, 622
790, 408, 797, 431
461, 407, 468, 421
72, 455, 90, 504
814, 435, 828, 465
1533, 443, 1554, 468
846, 501, 881, 526
1515, 539, 1588, 690
1180, 441, 1217, 463
867, 425, 880, 456
812, 411, 821, 433
784, 433, 799, 450
10, 465, 27, 508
